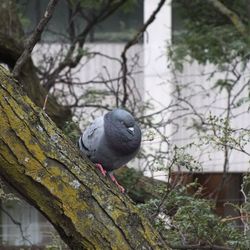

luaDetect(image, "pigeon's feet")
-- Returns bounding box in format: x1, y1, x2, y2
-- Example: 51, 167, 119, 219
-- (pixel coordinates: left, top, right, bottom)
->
109, 173, 125, 193
95, 163, 107, 176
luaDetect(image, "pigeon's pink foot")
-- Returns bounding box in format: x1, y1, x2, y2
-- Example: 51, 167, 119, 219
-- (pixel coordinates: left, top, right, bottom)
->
109, 173, 125, 193
95, 163, 107, 176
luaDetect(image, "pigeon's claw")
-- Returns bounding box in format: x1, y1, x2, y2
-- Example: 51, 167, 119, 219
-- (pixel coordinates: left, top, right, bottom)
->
109, 173, 125, 193
95, 163, 107, 176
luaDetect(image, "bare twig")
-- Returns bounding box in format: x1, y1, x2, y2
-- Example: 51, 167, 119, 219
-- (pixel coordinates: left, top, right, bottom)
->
43, 94, 49, 111
0, 204, 33, 246
221, 214, 250, 222
44, 0, 128, 91
240, 181, 249, 235
12, 0, 60, 78
120, 0, 167, 107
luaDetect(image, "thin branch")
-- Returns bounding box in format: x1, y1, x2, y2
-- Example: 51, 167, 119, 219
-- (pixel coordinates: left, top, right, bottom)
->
120, 0, 167, 107
0, 204, 34, 246
43, 94, 49, 111
12, 0, 60, 79
44, 0, 128, 91
221, 214, 250, 222
208, 0, 247, 36
240, 181, 249, 235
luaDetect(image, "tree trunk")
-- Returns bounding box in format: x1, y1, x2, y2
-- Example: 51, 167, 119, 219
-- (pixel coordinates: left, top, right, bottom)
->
0, 0, 167, 209
0, 0, 72, 128
0, 66, 169, 249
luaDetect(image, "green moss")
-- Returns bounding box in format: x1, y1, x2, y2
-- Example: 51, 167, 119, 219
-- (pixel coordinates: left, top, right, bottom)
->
0, 67, 169, 249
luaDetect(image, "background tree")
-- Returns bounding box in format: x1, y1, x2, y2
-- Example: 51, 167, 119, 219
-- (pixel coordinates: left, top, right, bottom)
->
158, 0, 250, 248
0, 66, 168, 249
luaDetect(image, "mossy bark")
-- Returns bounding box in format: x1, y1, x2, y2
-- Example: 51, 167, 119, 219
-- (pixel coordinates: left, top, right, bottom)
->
0, 0, 72, 128
0, 66, 169, 249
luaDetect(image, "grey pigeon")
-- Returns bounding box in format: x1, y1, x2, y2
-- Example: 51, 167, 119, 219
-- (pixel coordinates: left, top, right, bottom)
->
79, 108, 141, 192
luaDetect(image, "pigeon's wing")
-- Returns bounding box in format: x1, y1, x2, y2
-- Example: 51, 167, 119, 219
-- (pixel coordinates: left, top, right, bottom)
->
78, 116, 104, 158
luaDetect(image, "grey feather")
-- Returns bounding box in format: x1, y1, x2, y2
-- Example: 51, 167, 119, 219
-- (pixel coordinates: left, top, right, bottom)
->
79, 109, 141, 171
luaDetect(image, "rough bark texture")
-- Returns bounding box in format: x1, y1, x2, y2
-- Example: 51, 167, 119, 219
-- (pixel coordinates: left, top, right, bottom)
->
0, 66, 169, 249
0, 0, 167, 209
0, 0, 72, 128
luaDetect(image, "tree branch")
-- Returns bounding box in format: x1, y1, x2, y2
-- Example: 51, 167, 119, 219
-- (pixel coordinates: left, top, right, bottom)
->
12, 0, 60, 78
120, 0, 167, 107
0, 204, 33, 246
0, 0, 73, 129
44, 0, 128, 91
0, 66, 168, 249
208, 0, 247, 36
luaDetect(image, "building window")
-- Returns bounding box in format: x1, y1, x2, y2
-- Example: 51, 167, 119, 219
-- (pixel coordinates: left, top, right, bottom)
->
17, 0, 144, 43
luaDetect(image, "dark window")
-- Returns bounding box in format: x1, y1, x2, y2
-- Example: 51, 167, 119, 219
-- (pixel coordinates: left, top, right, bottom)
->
17, 0, 144, 43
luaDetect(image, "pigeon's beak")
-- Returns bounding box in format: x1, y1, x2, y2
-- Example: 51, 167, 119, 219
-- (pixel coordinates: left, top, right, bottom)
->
128, 127, 134, 135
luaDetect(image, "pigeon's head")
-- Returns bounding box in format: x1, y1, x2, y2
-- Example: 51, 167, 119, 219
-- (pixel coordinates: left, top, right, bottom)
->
104, 108, 141, 153
110, 109, 136, 135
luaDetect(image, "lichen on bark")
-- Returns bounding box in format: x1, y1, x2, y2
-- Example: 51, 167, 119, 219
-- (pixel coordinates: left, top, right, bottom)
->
0, 66, 168, 249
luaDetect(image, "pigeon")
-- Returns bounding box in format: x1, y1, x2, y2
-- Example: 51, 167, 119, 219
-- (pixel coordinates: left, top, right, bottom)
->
78, 108, 141, 192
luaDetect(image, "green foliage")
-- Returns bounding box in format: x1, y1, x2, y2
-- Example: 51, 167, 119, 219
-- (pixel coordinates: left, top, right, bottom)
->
199, 114, 250, 153
170, 0, 250, 69
116, 167, 151, 202
171, 24, 250, 70
62, 120, 81, 143
173, 0, 248, 29
139, 183, 250, 249
214, 79, 233, 92
0, 180, 20, 203
17, 11, 30, 30
170, 145, 202, 172
242, 174, 250, 211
